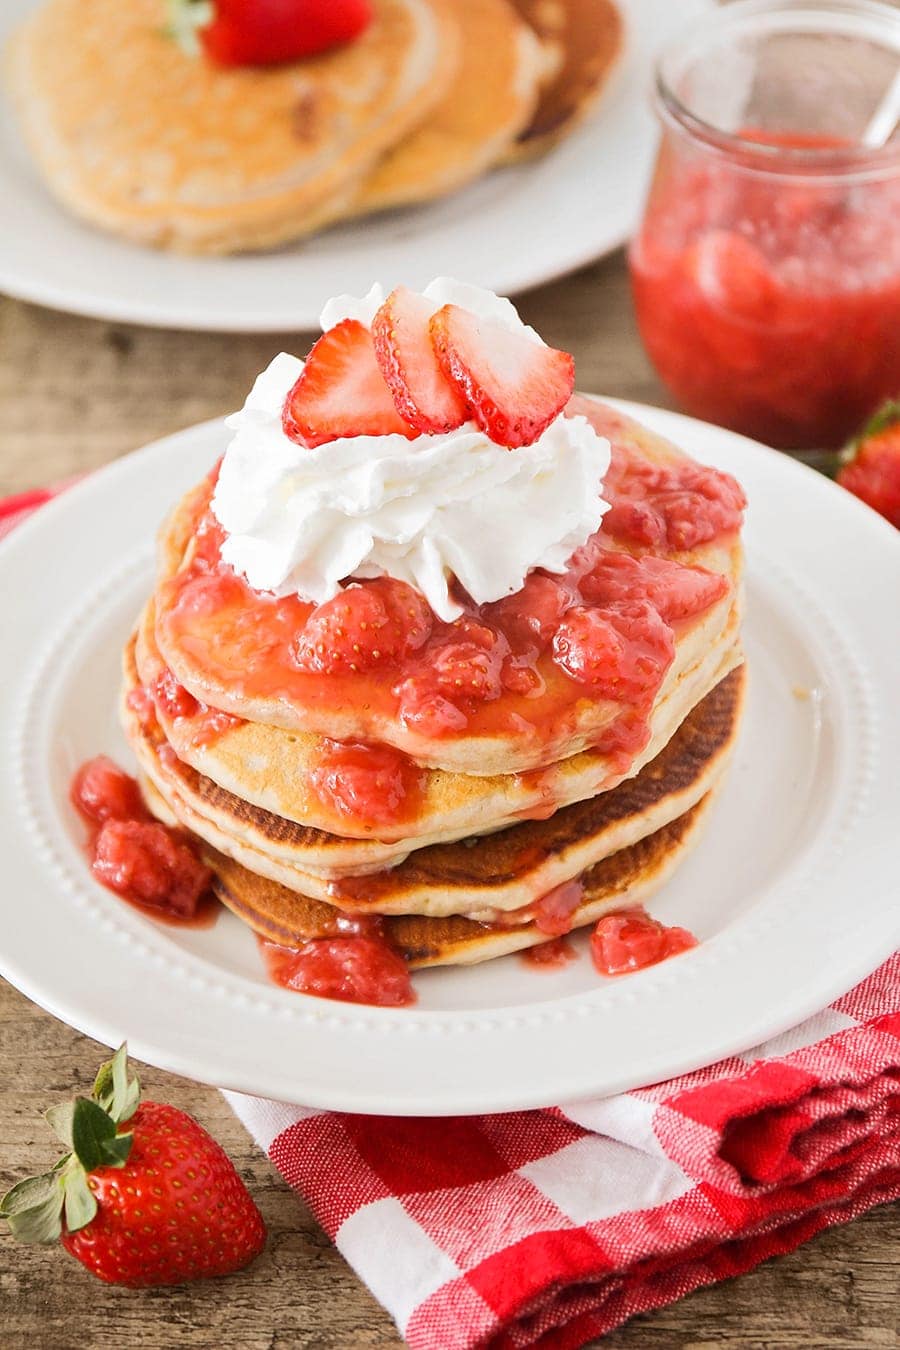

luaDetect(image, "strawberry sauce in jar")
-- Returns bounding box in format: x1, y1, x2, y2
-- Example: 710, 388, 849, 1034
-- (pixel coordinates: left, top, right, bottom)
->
629, 1, 900, 450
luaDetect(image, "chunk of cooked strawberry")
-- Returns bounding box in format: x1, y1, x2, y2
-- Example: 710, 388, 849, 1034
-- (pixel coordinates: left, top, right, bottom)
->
394, 679, 469, 737
487, 573, 571, 648
836, 400, 900, 529
372, 286, 469, 434
579, 551, 729, 622
294, 578, 432, 675
282, 319, 419, 448
309, 740, 418, 825
551, 600, 675, 703
71, 756, 148, 826
429, 304, 575, 448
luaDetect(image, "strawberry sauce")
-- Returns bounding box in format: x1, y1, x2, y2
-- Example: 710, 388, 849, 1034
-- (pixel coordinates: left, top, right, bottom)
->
157, 441, 741, 773
258, 930, 416, 1006
630, 134, 900, 449
71, 756, 218, 927
521, 936, 577, 968
590, 906, 697, 976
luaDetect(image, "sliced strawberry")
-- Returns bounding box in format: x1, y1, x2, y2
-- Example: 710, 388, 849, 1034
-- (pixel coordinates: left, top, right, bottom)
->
429, 305, 575, 448
372, 286, 469, 433
282, 319, 418, 448
294, 578, 433, 675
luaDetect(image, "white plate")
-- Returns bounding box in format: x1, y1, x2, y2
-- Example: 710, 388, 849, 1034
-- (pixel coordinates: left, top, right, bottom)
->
0, 0, 708, 332
1, 402, 898, 1114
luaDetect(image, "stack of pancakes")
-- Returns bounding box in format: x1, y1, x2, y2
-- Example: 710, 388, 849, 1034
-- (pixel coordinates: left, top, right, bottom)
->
121, 401, 746, 971
6, 0, 623, 253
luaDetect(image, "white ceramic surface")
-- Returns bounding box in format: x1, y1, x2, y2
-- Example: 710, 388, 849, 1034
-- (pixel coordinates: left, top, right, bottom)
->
0, 0, 709, 332
1, 402, 898, 1114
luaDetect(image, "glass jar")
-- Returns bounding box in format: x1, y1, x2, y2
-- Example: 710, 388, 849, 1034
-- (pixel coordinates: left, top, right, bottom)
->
628, 0, 900, 450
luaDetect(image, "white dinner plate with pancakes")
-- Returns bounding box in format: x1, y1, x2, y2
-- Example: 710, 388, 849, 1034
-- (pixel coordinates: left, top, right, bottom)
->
1, 402, 898, 1114
0, 0, 708, 333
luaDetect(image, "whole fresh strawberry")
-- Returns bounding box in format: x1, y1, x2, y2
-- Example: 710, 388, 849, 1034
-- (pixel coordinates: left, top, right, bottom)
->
168, 0, 373, 67
836, 400, 900, 529
1, 1045, 265, 1285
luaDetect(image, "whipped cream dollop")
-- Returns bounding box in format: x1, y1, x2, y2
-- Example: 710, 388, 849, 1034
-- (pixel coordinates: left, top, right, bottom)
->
212, 280, 610, 623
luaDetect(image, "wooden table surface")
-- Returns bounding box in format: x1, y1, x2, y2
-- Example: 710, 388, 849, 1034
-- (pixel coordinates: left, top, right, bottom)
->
1, 258, 897, 1348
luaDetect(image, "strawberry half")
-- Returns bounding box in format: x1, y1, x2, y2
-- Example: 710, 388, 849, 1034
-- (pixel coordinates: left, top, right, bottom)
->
836, 399, 900, 529
429, 304, 575, 448
282, 319, 419, 448
372, 286, 469, 434
1, 1045, 265, 1286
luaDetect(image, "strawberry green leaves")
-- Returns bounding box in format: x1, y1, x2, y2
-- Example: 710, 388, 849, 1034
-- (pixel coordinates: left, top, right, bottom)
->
0, 1044, 137, 1243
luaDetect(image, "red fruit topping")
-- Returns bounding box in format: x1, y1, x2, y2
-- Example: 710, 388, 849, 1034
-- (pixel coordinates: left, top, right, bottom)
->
2, 1044, 266, 1285
532, 879, 585, 936
260, 936, 415, 1006
152, 667, 200, 721
309, 740, 419, 825
579, 551, 729, 622
682, 229, 779, 326
429, 304, 575, 447
487, 572, 571, 648
591, 907, 698, 976
836, 401, 900, 529
294, 578, 433, 675
372, 286, 469, 433
92, 820, 212, 919
196, 0, 373, 67
522, 936, 577, 967
282, 319, 418, 448
394, 678, 470, 737
425, 638, 505, 702
552, 601, 675, 703
71, 756, 148, 826
603, 446, 746, 551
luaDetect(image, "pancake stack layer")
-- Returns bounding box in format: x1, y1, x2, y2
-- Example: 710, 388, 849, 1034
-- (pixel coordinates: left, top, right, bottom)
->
6, 0, 624, 252
121, 399, 747, 972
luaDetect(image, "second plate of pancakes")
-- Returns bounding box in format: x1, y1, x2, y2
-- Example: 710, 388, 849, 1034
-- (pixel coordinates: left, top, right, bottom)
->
0, 0, 710, 330
1, 401, 897, 1113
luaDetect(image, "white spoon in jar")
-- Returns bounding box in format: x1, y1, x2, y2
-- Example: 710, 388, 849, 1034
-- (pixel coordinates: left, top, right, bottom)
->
861, 68, 900, 148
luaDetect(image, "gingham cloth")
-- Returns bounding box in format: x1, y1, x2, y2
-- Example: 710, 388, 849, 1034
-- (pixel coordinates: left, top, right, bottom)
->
5, 483, 899, 1349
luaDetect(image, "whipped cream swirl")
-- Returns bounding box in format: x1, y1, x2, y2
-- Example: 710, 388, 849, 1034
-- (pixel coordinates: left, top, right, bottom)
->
212, 280, 610, 623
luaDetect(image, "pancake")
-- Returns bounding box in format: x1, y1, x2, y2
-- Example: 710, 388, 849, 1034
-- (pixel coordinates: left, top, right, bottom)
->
196, 795, 714, 968
350, 0, 545, 214
151, 400, 745, 775
130, 660, 744, 916
5, 0, 460, 254
130, 600, 744, 850
504, 0, 624, 160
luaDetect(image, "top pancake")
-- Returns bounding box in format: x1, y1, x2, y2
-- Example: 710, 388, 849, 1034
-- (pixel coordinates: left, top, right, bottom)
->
5, 0, 459, 254
351, 0, 546, 214
151, 398, 744, 776
504, 0, 624, 159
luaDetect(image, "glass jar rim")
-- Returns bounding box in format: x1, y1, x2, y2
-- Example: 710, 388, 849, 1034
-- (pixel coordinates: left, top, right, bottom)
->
656, 0, 900, 179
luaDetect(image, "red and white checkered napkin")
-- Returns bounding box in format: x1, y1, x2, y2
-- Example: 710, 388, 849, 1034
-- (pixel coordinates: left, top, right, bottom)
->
4, 485, 899, 1347
226, 955, 900, 1350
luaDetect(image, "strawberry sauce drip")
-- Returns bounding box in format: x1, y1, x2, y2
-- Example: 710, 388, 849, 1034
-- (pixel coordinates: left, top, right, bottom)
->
158, 448, 741, 778
590, 906, 698, 976
71, 756, 218, 927
258, 929, 416, 1006
532, 879, 585, 936
151, 667, 244, 750
521, 936, 577, 968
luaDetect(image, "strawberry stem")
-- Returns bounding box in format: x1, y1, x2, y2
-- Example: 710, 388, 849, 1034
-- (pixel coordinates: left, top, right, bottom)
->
0, 1044, 138, 1244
